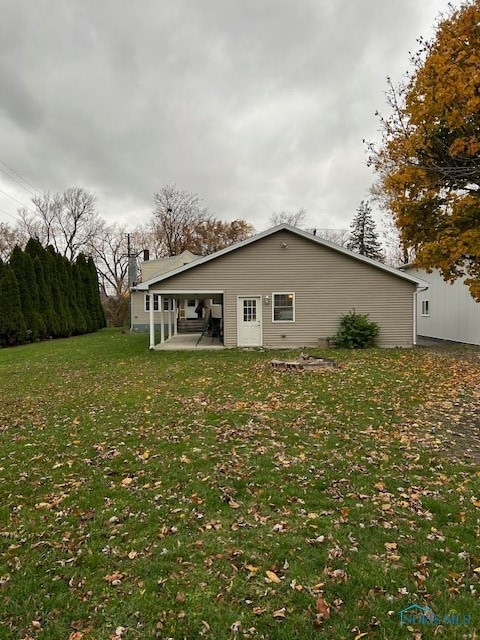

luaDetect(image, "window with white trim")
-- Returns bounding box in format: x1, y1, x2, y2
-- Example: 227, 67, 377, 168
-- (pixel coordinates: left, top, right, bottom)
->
421, 299, 430, 317
273, 292, 295, 322
145, 294, 160, 312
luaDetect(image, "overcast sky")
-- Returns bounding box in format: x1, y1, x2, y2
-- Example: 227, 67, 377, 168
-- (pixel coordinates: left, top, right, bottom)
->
0, 0, 456, 233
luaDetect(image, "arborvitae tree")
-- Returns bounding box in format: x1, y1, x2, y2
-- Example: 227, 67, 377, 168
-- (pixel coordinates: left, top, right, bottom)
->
71, 262, 89, 334
32, 255, 58, 337
9, 246, 46, 340
347, 201, 384, 261
52, 251, 75, 336
75, 255, 96, 333
5, 237, 106, 344
0, 264, 27, 346
25, 239, 61, 337
86, 256, 106, 330
45, 247, 71, 337
63, 258, 86, 335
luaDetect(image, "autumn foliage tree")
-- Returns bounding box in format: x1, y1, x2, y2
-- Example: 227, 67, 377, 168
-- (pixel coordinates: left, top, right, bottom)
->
369, 1, 480, 299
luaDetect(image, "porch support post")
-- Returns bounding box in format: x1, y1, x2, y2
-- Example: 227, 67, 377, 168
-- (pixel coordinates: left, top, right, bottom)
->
160, 295, 165, 344
148, 292, 155, 349
169, 299, 174, 338
173, 299, 178, 336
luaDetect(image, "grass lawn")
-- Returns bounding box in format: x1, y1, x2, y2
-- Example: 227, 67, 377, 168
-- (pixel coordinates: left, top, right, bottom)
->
0, 329, 479, 640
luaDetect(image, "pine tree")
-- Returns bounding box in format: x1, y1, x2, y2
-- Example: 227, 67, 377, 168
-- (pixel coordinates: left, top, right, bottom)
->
0, 264, 27, 346
347, 201, 384, 261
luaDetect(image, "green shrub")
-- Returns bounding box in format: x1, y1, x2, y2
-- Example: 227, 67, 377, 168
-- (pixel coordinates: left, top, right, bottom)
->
330, 309, 379, 348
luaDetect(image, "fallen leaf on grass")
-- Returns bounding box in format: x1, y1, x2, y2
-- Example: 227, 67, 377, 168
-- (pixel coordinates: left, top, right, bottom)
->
316, 595, 330, 619
104, 572, 124, 585
272, 608, 286, 619
265, 570, 281, 583
245, 564, 259, 573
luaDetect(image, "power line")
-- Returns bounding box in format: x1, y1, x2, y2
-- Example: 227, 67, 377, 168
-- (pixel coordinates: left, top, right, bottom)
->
0, 158, 41, 195
0, 165, 37, 197
0, 187, 36, 215
0, 207, 20, 222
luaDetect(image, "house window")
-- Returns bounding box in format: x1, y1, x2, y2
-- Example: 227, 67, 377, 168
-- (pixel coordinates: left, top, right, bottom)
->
145, 294, 160, 312
164, 298, 170, 311
211, 296, 222, 305
243, 298, 257, 322
421, 300, 430, 317
187, 299, 196, 307
273, 293, 295, 322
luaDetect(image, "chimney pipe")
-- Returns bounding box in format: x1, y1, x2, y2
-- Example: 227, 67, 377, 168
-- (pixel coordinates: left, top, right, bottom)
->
143, 249, 150, 261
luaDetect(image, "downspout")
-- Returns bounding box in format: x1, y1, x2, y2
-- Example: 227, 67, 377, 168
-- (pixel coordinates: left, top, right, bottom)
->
413, 285, 428, 346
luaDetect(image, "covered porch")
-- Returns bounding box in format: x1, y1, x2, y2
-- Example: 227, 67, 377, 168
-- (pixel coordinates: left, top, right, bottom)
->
146, 290, 224, 349
153, 332, 224, 350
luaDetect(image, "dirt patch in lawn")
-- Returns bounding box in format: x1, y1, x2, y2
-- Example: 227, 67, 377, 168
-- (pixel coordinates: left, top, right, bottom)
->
414, 343, 480, 465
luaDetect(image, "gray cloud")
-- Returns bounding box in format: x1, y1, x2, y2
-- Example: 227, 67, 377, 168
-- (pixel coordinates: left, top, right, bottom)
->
0, 0, 456, 231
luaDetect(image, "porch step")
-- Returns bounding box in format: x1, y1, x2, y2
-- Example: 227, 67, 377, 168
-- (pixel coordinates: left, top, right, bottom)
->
177, 319, 206, 333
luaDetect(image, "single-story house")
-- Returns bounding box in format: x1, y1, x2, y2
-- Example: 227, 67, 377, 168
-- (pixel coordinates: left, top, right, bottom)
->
131, 224, 428, 349
402, 266, 480, 346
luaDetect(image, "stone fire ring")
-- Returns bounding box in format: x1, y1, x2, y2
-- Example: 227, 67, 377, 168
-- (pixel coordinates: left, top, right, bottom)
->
270, 354, 338, 371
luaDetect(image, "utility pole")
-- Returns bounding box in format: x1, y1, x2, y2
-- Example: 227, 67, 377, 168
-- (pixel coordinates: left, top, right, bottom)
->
126, 233, 138, 288
126, 233, 139, 330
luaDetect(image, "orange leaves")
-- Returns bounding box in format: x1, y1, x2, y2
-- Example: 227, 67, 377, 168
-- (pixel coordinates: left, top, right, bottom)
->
315, 595, 330, 619
371, 0, 480, 297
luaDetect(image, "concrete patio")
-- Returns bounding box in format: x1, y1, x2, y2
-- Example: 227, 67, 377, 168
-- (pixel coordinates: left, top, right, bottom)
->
153, 333, 225, 350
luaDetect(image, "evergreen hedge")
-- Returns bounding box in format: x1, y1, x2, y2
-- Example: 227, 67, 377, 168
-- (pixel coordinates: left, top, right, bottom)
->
0, 242, 105, 347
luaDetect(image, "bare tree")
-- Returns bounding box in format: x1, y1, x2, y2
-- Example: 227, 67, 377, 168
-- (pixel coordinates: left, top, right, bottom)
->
61, 187, 102, 260
17, 187, 102, 260
17, 190, 62, 248
381, 214, 416, 267
152, 185, 208, 256
88, 223, 130, 297
268, 208, 308, 228
0, 222, 23, 261
130, 222, 164, 260
313, 228, 350, 247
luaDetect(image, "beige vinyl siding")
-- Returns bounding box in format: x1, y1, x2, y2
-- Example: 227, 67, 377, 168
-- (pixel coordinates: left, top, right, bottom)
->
131, 291, 176, 329
145, 230, 416, 347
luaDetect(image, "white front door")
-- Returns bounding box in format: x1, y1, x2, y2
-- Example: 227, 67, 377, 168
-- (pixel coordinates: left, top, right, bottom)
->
237, 296, 262, 346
